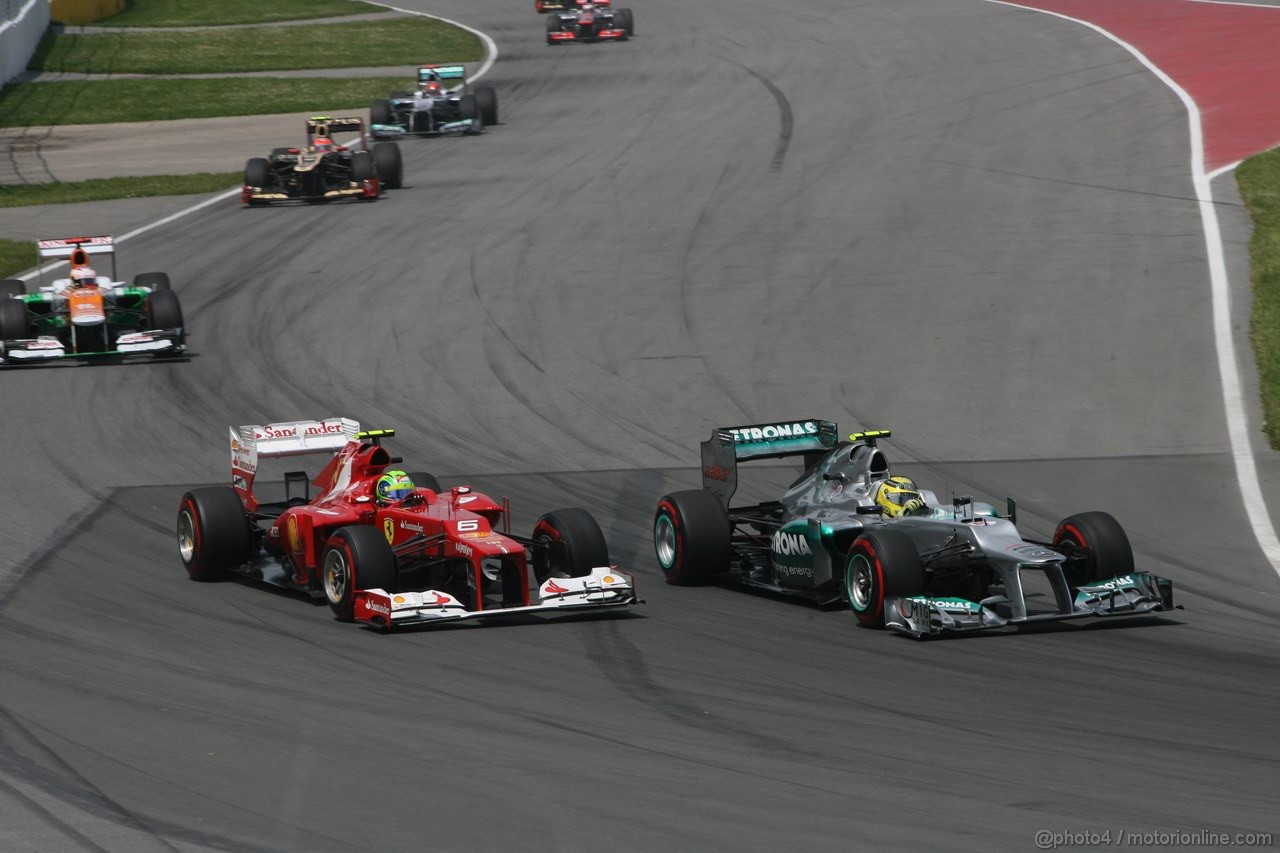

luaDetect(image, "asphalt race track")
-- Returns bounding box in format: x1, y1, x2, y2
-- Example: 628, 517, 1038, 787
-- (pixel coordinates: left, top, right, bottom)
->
3, 0, 1280, 850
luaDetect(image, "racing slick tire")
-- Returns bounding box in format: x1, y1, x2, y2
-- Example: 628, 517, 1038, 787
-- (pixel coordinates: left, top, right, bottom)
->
0, 297, 32, 341
1053, 511, 1134, 587
546, 14, 562, 42
178, 487, 253, 582
532, 508, 610, 583
0, 279, 26, 299
244, 157, 271, 188
845, 528, 926, 628
653, 489, 730, 586
404, 471, 444, 494
371, 142, 403, 189
475, 86, 498, 126
146, 289, 184, 332
132, 272, 171, 291
370, 98, 394, 126
615, 8, 634, 36
350, 150, 376, 184
322, 526, 398, 621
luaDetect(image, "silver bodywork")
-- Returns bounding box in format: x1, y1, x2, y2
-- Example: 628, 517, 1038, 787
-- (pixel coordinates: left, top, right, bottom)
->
696, 420, 1175, 637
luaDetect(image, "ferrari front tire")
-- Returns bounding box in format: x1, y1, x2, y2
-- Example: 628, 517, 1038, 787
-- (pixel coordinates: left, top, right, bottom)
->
653, 489, 730, 586
178, 487, 252, 581
845, 529, 925, 628
322, 526, 398, 621
532, 508, 610, 583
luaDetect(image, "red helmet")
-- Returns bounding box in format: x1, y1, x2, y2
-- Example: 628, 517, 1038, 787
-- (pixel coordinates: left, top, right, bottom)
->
313, 136, 334, 152
424, 81, 442, 96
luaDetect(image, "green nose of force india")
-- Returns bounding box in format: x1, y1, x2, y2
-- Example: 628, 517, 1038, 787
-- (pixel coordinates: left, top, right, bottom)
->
652, 420, 1177, 639
176, 417, 639, 631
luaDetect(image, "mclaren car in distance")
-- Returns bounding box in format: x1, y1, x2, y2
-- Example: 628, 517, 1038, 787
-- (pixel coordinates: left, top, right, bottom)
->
546, 1, 634, 44
653, 420, 1176, 638
242, 116, 403, 205
177, 418, 639, 630
0, 235, 185, 365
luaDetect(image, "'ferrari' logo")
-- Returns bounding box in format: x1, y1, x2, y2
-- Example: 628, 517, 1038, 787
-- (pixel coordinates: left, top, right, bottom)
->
383, 518, 394, 544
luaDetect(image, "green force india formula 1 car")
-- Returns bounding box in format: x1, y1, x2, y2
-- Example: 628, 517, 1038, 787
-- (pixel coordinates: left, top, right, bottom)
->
653, 420, 1176, 638
0, 235, 185, 366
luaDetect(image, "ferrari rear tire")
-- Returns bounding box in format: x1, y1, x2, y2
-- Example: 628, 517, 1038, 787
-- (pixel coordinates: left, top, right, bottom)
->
146, 289, 184, 331
845, 528, 926, 628
178, 487, 252, 581
1053, 511, 1133, 587
371, 142, 403, 189
653, 489, 730, 586
350, 150, 376, 183
0, 279, 26, 299
532, 508, 610, 583
370, 98, 394, 126
244, 157, 271, 188
404, 471, 443, 494
132, 272, 171, 291
322, 526, 398, 621
475, 86, 498, 126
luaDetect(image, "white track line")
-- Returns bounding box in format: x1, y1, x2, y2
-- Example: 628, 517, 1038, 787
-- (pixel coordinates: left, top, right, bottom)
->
18, 3, 499, 282
982, 0, 1280, 576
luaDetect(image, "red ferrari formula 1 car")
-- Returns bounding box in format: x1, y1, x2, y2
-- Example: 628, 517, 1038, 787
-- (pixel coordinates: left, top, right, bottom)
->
176, 418, 639, 629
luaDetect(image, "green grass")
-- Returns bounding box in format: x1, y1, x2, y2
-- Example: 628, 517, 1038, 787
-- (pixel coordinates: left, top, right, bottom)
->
102, 0, 380, 27
1238, 148, 1280, 449
30, 18, 483, 74
0, 239, 38, 280
0, 76, 406, 127
0, 173, 240, 208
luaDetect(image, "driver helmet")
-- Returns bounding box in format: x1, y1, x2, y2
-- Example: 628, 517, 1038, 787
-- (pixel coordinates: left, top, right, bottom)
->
423, 80, 442, 96
875, 476, 927, 518
375, 470, 415, 505
313, 136, 334, 153
69, 267, 97, 287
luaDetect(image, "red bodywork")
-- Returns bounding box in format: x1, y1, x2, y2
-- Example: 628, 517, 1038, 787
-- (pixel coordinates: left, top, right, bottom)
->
240, 436, 534, 610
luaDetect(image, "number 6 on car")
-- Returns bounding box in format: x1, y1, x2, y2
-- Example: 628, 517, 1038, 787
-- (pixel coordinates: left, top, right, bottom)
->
176, 417, 640, 631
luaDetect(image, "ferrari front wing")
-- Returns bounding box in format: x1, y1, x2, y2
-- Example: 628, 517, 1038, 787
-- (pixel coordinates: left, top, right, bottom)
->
353, 566, 640, 630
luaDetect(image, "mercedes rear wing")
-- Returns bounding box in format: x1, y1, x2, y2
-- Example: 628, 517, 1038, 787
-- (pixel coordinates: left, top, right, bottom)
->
419, 64, 466, 82
700, 419, 838, 508
230, 417, 360, 506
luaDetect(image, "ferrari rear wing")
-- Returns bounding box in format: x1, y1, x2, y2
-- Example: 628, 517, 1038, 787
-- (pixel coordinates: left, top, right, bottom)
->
700, 419, 838, 508
230, 417, 360, 503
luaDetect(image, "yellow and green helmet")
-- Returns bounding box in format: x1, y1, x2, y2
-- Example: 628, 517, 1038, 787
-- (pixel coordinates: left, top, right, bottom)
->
375, 470, 414, 504
874, 476, 925, 518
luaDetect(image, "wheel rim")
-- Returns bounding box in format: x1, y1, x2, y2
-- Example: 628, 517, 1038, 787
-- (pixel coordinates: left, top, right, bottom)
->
323, 549, 349, 604
177, 508, 196, 564
654, 515, 676, 570
847, 553, 873, 612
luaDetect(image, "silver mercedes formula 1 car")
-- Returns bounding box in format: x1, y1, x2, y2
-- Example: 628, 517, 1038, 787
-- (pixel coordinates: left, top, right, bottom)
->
653, 420, 1176, 638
